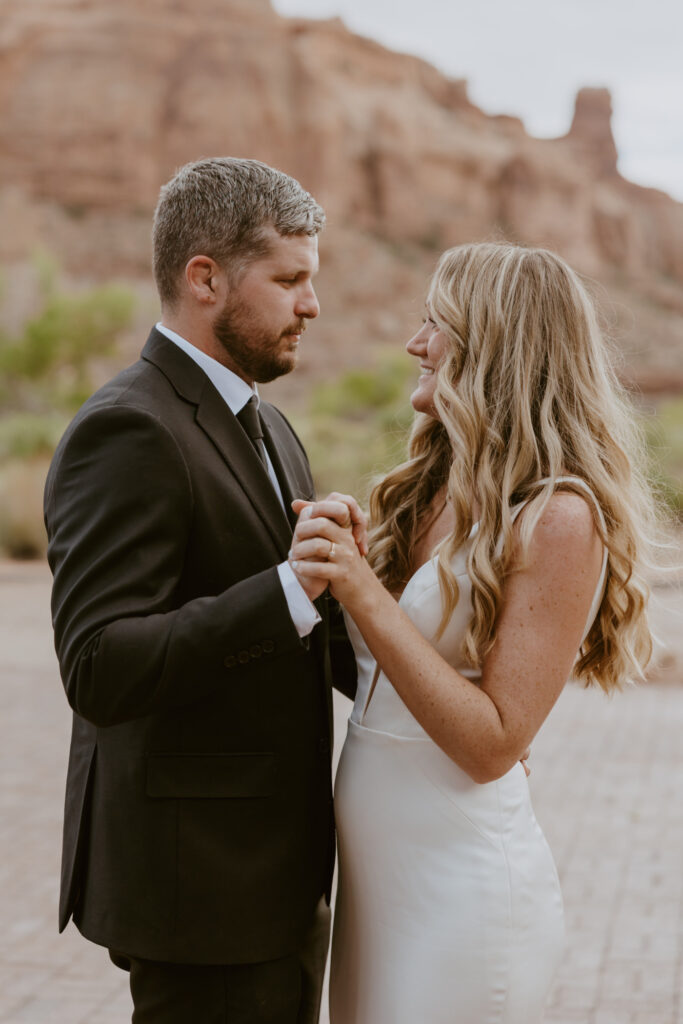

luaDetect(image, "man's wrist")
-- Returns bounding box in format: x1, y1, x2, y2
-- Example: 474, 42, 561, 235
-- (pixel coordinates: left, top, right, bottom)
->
277, 561, 321, 637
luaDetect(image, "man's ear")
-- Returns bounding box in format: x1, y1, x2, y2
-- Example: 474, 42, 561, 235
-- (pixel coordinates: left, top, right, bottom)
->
185, 256, 221, 305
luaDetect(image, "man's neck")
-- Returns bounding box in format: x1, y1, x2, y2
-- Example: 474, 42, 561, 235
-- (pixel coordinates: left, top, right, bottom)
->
159, 314, 251, 383
156, 322, 258, 412
159, 312, 210, 356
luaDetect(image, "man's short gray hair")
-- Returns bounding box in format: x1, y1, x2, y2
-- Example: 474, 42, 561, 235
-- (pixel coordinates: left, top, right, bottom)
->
152, 157, 326, 307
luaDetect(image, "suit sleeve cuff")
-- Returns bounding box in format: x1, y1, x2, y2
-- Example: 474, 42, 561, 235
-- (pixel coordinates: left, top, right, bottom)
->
277, 561, 322, 638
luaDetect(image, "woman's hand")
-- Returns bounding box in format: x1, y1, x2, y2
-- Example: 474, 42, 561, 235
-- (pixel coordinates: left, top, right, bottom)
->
291, 492, 369, 557
286, 493, 368, 601
289, 501, 376, 608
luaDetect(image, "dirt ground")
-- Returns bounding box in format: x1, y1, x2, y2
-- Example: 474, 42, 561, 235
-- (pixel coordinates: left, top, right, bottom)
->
0, 551, 681, 1023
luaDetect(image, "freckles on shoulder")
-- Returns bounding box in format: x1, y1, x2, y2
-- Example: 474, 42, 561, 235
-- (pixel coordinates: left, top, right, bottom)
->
527, 492, 604, 584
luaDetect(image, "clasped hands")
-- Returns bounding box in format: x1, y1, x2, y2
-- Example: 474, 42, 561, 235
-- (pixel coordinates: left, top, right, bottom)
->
288, 492, 370, 604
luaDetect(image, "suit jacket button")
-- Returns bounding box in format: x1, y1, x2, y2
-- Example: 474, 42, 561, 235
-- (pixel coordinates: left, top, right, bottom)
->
249, 643, 262, 658
237, 649, 251, 664
224, 655, 237, 668
318, 737, 330, 754
262, 640, 275, 654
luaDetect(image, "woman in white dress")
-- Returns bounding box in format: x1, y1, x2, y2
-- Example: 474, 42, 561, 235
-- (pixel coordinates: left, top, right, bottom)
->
289, 243, 658, 1023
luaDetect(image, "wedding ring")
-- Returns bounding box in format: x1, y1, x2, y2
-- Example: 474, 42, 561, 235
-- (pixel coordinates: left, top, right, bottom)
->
329, 542, 336, 560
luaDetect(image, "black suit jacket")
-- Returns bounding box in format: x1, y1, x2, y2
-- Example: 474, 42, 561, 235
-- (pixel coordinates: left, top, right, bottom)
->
44, 328, 356, 965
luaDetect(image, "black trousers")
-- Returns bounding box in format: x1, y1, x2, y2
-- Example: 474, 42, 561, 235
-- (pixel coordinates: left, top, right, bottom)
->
110, 899, 331, 1024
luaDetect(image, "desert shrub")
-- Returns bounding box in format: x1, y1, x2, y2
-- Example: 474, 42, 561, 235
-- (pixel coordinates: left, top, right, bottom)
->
297, 360, 683, 520
0, 457, 51, 559
643, 397, 683, 518
0, 259, 136, 558
0, 283, 134, 411
293, 354, 415, 501
0, 413, 68, 461
311, 357, 413, 419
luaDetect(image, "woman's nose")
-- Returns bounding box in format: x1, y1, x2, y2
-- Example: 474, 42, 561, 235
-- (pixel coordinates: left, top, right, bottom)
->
406, 323, 428, 355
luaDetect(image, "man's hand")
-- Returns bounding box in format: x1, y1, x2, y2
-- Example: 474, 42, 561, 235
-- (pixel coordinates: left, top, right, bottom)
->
287, 504, 329, 602
289, 493, 368, 601
292, 493, 368, 556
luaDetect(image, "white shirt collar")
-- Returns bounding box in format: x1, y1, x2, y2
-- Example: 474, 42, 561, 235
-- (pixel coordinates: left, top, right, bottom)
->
156, 322, 258, 415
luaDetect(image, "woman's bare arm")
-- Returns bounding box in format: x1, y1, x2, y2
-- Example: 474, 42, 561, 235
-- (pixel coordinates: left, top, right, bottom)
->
290, 493, 603, 783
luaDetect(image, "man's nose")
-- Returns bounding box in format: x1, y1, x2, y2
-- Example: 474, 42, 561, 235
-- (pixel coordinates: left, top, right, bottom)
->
295, 283, 320, 320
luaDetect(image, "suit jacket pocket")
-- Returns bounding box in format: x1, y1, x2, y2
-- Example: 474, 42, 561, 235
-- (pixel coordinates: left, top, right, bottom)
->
145, 753, 279, 799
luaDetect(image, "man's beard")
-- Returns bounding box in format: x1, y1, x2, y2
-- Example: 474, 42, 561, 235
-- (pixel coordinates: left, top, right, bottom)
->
213, 300, 305, 384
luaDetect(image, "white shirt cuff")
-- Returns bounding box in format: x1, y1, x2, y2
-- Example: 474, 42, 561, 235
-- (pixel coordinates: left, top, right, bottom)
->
277, 561, 322, 638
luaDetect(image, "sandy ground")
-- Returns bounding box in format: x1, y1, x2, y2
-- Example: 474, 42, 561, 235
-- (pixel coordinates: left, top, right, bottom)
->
0, 555, 681, 1024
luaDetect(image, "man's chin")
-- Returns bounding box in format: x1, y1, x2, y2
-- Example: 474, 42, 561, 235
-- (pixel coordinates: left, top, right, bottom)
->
254, 353, 298, 384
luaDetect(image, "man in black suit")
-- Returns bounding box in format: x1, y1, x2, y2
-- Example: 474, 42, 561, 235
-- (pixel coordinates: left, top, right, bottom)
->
44, 157, 359, 1023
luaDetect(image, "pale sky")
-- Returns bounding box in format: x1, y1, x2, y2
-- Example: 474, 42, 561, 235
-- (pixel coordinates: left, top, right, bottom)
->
272, 0, 683, 202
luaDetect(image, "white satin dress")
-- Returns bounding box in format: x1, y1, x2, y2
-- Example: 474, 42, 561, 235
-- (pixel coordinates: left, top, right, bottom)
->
330, 479, 607, 1024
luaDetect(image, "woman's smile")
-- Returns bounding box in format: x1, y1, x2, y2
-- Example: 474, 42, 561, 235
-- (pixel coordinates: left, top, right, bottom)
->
406, 317, 447, 416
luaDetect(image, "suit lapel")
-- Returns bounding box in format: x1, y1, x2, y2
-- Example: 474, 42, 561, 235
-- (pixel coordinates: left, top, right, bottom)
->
260, 414, 301, 531
142, 329, 293, 559
142, 329, 335, 717
195, 388, 293, 557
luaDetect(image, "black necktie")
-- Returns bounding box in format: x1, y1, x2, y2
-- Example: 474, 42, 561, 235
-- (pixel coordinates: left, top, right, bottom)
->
237, 396, 268, 468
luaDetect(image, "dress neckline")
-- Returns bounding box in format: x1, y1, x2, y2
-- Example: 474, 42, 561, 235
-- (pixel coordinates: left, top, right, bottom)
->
398, 520, 479, 602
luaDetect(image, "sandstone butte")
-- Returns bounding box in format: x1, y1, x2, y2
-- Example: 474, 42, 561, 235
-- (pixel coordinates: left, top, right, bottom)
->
0, 0, 681, 394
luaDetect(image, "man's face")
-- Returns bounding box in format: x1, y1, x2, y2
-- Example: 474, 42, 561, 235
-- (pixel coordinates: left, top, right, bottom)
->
213, 230, 320, 384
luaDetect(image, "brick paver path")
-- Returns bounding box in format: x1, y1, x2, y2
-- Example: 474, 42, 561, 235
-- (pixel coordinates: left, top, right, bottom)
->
1, 560, 681, 1023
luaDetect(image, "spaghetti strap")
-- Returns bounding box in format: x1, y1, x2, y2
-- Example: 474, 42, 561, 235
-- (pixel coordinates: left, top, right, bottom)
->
553, 475, 608, 535
511, 475, 606, 530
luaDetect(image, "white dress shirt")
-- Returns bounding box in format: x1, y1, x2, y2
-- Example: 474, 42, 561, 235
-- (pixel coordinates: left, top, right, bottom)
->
156, 323, 321, 638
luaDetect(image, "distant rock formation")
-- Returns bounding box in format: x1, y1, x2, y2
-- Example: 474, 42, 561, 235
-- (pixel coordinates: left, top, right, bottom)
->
566, 87, 619, 179
0, 0, 681, 386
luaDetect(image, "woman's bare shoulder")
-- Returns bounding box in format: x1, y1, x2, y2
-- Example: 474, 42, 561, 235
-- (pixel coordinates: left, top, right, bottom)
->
518, 490, 602, 573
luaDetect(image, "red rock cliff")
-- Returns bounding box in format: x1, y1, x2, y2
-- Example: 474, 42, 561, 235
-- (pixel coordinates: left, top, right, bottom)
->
0, 0, 681, 386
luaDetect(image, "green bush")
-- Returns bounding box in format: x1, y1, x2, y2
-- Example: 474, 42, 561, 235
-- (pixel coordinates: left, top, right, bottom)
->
0, 457, 51, 559
299, 362, 683, 520
0, 262, 136, 557
311, 356, 413, 419
643, 397, 683, 518
293, 354, 415, 501
0, 284, 134, 404
0, 413, 68, 461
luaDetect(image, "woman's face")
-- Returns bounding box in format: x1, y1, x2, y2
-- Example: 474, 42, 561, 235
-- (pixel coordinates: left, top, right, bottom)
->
406, 311, 448, 418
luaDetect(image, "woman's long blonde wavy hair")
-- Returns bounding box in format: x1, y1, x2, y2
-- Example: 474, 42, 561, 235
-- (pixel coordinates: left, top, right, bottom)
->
369, 242, 659, 693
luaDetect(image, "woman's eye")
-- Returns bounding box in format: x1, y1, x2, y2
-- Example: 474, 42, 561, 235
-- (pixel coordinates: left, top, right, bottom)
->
423, 316, 436, 327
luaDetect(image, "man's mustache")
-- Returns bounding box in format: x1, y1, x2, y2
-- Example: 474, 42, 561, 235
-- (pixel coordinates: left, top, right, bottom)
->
282, 321, 307, 336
